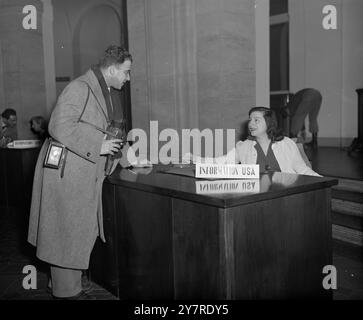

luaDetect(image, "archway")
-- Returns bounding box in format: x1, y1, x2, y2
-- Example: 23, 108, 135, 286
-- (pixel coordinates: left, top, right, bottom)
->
74, 5, 121, 76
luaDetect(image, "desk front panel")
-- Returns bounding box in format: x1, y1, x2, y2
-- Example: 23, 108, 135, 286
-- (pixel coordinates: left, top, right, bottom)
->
91, 179, 332, 300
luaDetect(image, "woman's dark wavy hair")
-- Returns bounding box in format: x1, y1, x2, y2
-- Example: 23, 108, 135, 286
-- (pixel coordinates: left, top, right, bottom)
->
30, 116, 47, 131
248, 106, 284, 142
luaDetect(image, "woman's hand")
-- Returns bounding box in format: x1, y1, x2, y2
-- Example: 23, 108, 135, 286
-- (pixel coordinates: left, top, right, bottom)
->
100, 139, 123, 155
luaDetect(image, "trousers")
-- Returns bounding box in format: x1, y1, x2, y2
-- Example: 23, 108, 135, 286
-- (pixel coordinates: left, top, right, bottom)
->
49, 223, 99, 298
288, 89, 322, 137
50, 266, 82, 297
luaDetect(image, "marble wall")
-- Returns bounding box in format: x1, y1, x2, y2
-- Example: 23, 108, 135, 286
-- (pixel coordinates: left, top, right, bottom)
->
0, 0, 47, 139
128, 0, 256, 156
52, 0, 123, 96
0, 0, 257, 145
289, 0, 363, 146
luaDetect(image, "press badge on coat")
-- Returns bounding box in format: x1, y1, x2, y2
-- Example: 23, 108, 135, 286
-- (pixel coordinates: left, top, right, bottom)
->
43, 139, 68, 178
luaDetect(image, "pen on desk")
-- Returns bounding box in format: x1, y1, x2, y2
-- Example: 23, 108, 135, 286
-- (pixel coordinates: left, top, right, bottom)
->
128, 168, 137, 174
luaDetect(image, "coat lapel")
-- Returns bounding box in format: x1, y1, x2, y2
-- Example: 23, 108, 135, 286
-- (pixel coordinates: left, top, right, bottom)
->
81, 69, 110, 123
90, 66, 115, 119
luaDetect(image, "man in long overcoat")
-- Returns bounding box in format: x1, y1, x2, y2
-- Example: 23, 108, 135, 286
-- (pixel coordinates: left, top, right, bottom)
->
28, 45, 132, 299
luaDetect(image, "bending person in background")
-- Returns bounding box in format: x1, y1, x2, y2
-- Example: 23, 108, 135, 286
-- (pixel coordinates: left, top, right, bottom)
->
185, 106, 320, 177
287, 88, 322, 148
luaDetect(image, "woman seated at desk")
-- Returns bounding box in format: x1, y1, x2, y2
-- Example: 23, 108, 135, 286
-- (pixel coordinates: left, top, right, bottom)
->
185, 106, 320, 177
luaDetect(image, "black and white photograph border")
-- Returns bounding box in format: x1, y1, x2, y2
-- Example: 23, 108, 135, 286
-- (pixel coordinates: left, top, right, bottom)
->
0, 0, 362, 306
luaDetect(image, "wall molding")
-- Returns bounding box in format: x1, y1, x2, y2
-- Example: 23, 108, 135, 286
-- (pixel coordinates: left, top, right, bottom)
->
256, 0, 270, 107
172, 0, 199, 131
318, 137, 353, 148
41, 0, 56, 116
0, 41, 4, 110
143, 0, 152, 133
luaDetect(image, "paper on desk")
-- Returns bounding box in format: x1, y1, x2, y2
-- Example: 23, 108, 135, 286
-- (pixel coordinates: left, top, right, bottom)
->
130, 159, 153, 168
118, 144, 152, 168
160, 166, 196, 178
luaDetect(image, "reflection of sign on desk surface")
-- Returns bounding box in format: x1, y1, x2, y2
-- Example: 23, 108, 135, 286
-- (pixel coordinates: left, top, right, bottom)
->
196, 163, 259, 179
196, 180, 260, 194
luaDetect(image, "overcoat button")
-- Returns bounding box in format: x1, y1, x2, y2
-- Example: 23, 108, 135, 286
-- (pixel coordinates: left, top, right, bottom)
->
87, 152, 91, 157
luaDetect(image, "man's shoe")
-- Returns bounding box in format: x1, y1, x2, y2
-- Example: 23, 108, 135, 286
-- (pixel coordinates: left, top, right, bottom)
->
52, 290, 96, 300
47, 275, 93, 294
304, 133, 318, 149
81, 274, 93, 292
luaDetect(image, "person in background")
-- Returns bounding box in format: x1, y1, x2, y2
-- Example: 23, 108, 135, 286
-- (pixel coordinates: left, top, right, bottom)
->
184, 106, 320, 177
287, 88, 322, 148
0, 108, 18, 147
30, 116, 49, 141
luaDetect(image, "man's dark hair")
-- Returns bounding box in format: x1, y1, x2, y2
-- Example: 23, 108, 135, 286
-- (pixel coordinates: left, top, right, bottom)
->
1, 108, 17, 119
98, 45, 132, 69
248, 106, 284, 142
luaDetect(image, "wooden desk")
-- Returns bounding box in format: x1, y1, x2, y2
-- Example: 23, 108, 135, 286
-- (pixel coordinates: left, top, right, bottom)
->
90, 165, 338, 300
0, 147, 40, 215
348, 89, 363, 154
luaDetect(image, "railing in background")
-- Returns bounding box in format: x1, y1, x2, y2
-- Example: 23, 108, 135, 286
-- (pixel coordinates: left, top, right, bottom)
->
348, 89, 363, 155
270, 91, 293, 136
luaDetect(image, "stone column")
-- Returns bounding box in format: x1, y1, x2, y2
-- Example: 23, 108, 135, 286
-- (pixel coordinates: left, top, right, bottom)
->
128, 0, 256, 158
41, 0, 56, 117
128, 0, 256, 132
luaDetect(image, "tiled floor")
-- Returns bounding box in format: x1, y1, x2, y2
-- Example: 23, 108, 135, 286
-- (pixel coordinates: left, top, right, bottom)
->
0, 208, 116, 300
305, 146, 363, 181
0, 207, 362, 300
332, 239, 363, 299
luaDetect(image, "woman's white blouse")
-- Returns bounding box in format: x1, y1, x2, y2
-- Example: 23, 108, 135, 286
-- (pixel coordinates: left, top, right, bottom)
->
211, 137, 321, 177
